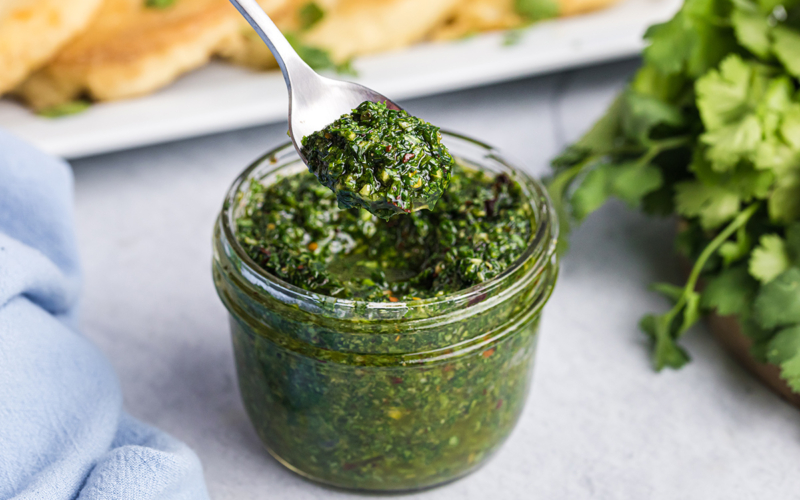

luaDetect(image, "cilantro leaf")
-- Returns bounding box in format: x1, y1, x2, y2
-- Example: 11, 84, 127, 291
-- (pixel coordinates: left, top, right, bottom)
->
570, 164, 611, 220
766, 324, 800, 365
643, 0, 736, 78
769, 171, 800, 223
701, 115, 762, 171
718, 225, 753, 265
621, 90, 685, 142
631, 64, 687, 103
780, 103, 800, 150
674, 180, 740, 229
695, 55, 761, 131
640, 314, 691, 369
772, 26, 800, 78
780, 355, 800, 392
611, 162, 664, 206
766, 325, 800, 391
643, 15, 693, 75
299, 2, 325, 31
749, 234, 791, 283
570, 161, 664, 220
731, 6, 771, 58
701, 264, 758, 315
753, 267, 800, 328
784, 222, 800, 258
565, 96, 624, 159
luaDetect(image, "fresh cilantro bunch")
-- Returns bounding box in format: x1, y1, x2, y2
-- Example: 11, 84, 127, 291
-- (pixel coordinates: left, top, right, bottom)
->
549, 0, 800, 390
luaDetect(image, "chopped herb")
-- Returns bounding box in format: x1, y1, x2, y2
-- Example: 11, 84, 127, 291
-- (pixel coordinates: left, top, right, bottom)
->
299, 1, 324, 30
514, 0, 559, 22
502, 29, 525, 46
37, 100, 91, 118
334, 58, 357, 76
216, 147, 553, 490
144, 0, 175, 9
236, 163, 530, 301
301, 101, 455, 219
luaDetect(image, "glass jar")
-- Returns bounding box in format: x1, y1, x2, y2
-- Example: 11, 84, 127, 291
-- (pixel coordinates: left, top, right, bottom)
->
212, 132, 558, 491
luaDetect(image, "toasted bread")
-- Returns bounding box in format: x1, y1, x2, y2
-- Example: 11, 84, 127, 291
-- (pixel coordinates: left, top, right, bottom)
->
16, 0, 245, 109
302, 0, 461, 61
0, 0, 103, 93
219, 0, 461, 70
429, 0, 622, 41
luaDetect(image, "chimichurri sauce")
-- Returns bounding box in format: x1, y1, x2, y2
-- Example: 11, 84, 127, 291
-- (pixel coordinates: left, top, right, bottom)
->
300, 101, 455, 219
216, 140, 557, 491
236, 164, 531, 301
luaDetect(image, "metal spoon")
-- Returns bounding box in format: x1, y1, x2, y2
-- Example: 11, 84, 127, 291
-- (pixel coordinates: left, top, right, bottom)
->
228, 0, 402, 163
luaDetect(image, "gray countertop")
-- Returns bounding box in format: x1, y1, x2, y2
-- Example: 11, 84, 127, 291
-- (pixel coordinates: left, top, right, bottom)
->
71, 59, 800, 500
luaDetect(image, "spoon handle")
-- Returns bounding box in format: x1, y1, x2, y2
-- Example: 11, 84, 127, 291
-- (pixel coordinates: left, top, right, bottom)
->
227, 0, 314, 86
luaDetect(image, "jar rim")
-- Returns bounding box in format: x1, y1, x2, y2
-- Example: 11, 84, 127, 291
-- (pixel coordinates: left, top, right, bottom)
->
218, 131, 558, 315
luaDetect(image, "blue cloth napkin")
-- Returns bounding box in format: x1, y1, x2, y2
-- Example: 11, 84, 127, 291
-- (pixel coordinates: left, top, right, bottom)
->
0, 130, 209, 500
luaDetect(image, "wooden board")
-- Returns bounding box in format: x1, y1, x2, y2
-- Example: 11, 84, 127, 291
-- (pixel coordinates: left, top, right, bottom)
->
707, 314, 800, 409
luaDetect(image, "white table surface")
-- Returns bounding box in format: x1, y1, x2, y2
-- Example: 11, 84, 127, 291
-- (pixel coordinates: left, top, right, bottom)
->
70, 59, 800, 500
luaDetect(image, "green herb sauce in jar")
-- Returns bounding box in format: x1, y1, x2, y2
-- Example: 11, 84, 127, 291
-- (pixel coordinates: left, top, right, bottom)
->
301, 101, 455, 219
235, 163, 530, 302
213, 135, 559, 491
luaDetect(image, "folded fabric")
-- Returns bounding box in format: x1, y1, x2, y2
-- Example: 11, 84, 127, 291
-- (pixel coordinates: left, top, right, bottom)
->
0, 130, 210, 500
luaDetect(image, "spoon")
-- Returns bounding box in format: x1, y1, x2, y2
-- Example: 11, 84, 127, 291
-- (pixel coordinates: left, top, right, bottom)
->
227, 0, 402, 162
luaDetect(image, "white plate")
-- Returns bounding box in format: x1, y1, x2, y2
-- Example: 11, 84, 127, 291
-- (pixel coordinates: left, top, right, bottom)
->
0, 0, 680, 158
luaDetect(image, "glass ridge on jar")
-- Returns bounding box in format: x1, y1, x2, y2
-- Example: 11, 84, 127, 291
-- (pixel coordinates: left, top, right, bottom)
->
212, 132, 559, 492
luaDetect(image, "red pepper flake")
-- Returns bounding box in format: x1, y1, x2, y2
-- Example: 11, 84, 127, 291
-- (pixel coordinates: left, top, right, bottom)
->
390, 376, 404, 384
388, 296, 399, 302
496, 399, 503, 409
482, 348, 495, 358
468, 293, 487, 306
385, 145, 392, 152
402, 153, 415, 163
297, 265, 304, 270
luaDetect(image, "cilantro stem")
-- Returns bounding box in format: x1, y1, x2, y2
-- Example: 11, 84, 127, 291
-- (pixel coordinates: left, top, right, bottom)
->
645, 135, 692, 154
549, 135, 690, 202
670, 202, 760, 337
548, 154, 601, 200
643, 203, 759, 370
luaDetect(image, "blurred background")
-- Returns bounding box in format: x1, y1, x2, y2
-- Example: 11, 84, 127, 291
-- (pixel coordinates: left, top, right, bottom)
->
0, 0, 678, 156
